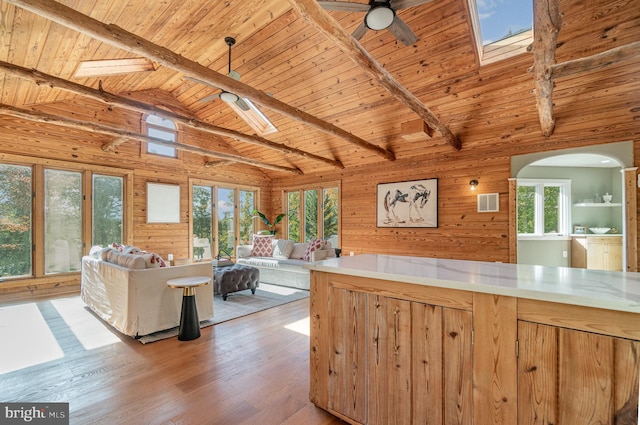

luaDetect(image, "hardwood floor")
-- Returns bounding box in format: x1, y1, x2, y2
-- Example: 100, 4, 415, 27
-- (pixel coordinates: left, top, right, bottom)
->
0, 294, 345, 425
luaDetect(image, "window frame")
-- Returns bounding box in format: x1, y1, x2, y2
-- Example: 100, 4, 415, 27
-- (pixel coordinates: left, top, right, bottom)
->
517, 178, 571, 238
0, 154, 132, 282
189, 178, 259, 261
283, 181, 341, 245
467, 0, 533, 66
141, 114, 182, 161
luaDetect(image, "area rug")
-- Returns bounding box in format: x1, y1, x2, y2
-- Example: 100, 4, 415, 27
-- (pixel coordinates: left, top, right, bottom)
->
138, 283, 309, 344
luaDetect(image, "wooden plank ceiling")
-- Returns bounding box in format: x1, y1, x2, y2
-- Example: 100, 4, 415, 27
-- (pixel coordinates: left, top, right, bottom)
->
0, 0, 638, 177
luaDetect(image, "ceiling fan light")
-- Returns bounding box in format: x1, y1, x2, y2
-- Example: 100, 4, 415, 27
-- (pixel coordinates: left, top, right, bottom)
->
365, 5, 395, 30
219, 91, 239, 103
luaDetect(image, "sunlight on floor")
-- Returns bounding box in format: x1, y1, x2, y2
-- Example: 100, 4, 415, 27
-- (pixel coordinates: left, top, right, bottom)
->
284, 316, 310, 336
0, 303, 63, 375
51, 297, 121, 350
260, 284, 304, 296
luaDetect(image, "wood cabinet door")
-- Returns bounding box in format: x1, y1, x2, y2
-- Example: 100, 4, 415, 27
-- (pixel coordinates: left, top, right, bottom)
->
518, 321, 640, 424
328, 287, 473, 425
586, 238, 608, 270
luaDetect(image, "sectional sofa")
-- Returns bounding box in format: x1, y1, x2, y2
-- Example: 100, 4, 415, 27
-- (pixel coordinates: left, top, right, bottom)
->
236, 236, 336, 290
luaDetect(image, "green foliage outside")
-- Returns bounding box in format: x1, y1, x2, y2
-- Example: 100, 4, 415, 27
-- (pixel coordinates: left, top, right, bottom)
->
288, 191, 300, 241
44, 170, 83, 273
517, 185, 561, 234
192, 186, 212, 258
239, 191, 255, 245
92, 175, 123, 247
304, 190, 318, 242
322, 188, 339, 243
0, 164, 32, 277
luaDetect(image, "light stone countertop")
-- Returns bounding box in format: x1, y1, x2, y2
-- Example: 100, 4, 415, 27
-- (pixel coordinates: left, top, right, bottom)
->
305, 254, 640, 313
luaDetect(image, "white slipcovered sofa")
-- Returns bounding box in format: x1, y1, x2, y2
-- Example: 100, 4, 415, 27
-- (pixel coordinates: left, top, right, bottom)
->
236, 236, 336, 290
81, 247, 213, 338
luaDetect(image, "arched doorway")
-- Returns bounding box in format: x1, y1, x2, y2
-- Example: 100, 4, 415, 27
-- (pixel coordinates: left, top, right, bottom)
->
508, 141, 637, 271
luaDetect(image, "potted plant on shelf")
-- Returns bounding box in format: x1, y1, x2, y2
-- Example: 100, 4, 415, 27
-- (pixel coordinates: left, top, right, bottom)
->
253, 210, 286, 236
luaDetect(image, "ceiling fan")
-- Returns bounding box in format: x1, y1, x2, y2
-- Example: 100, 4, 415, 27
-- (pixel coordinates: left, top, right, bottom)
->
187, 36, 251, 111
318, 0, 434, 46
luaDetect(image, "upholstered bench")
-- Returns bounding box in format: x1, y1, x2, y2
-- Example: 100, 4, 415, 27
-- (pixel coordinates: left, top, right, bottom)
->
213, 264, 260, 301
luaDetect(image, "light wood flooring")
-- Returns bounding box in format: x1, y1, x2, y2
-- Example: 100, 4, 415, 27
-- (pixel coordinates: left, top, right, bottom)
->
0, 294, 345, 425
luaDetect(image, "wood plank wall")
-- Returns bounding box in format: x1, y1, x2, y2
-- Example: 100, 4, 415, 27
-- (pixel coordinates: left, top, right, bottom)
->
0, 96, 271, 297
269, 53, 640, 263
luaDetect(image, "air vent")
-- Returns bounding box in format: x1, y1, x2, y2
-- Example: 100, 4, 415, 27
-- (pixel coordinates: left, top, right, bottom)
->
478, 193, 499, 212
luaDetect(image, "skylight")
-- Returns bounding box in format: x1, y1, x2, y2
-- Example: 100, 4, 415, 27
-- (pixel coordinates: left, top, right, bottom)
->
469, 0, 533, 65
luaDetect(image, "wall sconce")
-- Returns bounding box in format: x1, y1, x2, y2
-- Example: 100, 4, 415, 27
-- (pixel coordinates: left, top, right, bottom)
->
469, 179, 479, 191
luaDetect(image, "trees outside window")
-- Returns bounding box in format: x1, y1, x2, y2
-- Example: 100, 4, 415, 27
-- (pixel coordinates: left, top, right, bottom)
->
323, 187, 339, 247
286, 185, 339, 245
92, 175, 124, 247
44, 169, 82, 273
0, 164, 32, 278
239, 190, 255, 245
517, 179, 569, 236
217, 188, 235, 257
304, 189, 318, 242
287, 191, 300, 242
190, 181, 257, 260
0, 159, 131, 281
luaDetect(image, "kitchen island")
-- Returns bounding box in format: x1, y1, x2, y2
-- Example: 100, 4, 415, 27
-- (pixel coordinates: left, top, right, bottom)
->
305, 254, 640, 425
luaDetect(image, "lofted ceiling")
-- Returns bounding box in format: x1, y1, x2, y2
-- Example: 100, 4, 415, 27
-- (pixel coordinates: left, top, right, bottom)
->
0, 0, 638, 178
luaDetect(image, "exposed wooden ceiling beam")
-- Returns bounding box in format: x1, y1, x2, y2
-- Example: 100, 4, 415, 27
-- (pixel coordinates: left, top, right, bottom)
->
530, 0, 561, 137
0, 61, 344, 170
0, 103, 303, 175
551, 40, 640, 79
4, 0, 395, 162
287, 0, 462, 151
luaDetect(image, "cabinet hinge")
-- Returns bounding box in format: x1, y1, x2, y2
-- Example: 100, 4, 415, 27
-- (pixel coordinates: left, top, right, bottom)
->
515, 339, 519, 357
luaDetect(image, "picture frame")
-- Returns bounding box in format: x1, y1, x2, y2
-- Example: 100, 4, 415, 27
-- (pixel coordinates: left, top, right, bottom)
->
147, 182, 180, 223
376, 178, 437, 228
573, 225, 586, 234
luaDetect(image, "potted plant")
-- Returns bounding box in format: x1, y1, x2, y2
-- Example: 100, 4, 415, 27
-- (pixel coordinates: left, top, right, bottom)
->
253, 209, 286, 236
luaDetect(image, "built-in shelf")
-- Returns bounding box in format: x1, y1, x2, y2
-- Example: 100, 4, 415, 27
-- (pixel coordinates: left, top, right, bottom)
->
573, 202, 622, 207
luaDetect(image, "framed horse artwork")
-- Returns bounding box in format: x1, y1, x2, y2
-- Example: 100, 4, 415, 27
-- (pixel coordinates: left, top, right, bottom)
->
376, 178, 438, 228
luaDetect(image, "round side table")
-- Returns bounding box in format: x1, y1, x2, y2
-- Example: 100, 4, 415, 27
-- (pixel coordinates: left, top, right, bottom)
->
167, 275, 211, 341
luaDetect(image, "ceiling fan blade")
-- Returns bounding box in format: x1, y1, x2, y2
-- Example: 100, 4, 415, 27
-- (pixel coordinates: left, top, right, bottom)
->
387, 17, 418, 45
198, 92, 221, 103
352, 21, 369, 40
228, 70, 241, 81
235, 98, 251, 111
392, 0, 435, 9
318, 1, 371, 12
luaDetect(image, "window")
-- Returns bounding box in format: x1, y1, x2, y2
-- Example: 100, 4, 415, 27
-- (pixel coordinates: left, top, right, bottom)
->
0, 164, 32, 278
192, 185, 213, 260
92, 175, 124, 247
517, 179, 570, 236
287, 191, 301, 242
145, 115, 177, 158
469, 0, 533, 65
239, 190, 255, 245
285, 184, 340, 246
323, 187, 340, 248
0, 157, 131, 281
217, 187, 235, 258
44, 169, 82, 274
304, 189, 318, 242
189, 180, 257, 260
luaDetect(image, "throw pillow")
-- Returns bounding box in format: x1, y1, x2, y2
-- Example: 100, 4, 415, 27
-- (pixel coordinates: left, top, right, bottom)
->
303, 238, 325, 261
290, 242, 308, 259
273, 239, 295, 259
251, 235, 274, 257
